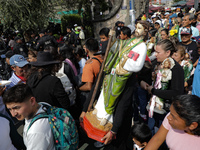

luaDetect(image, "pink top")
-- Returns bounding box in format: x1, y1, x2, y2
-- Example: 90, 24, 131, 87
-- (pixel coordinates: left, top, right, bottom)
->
196, 22, 200, 32
163, 113, 200, 150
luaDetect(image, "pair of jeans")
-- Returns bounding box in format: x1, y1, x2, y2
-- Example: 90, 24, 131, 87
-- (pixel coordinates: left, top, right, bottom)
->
137, 86, 148, 115
148, 112, 166, 135
133, 86, 148, 121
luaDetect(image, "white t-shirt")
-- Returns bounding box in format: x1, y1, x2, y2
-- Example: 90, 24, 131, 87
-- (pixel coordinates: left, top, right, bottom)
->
78, 58, 86, 74
79, 30, 85, 40
8, 40, 15, 48
23, 105, 55, 150
0, 117, 17, 150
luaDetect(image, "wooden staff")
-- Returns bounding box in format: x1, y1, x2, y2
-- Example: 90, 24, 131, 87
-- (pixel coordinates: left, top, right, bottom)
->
87, 28, 115, 112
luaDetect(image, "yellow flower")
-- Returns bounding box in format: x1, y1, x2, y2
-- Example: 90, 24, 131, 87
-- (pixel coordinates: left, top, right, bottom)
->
169, 29, 178, 36
169, 30, 174, 36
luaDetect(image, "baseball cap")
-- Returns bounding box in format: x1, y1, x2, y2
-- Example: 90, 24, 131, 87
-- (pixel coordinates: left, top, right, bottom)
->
192, 36, 200, 43
10, 54, 29, 67
169, 13, 177, 19
180, 27, 192, 35
94, 41, 108, 55
155, 20, 162, 27
14, 36, 22, 41
1, 55, 5, 59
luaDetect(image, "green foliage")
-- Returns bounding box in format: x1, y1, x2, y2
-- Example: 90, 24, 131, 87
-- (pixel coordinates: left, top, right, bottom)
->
0, 0, 109, 35
61, 14, 82, 33
0, 0, 55, 31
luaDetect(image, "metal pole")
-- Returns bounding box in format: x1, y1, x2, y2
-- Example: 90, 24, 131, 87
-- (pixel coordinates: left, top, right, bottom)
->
131, 0, 134, 11
194, 0, 199, 10
130, 0, 135, 26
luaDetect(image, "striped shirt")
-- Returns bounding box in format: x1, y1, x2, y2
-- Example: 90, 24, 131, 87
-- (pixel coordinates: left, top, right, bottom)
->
6, 72, 25, 90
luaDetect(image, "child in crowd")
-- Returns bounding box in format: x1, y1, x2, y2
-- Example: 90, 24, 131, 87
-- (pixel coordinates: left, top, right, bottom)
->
120, 26, 131, 40
131, 123, 152, 150
172, 44, 193, 83
99, 27, 110, 42
74, 46, 86, 75
27, 50, 37, 62
147, 29, 157, 59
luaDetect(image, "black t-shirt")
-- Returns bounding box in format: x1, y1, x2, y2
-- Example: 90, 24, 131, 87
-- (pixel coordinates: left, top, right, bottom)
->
36, 35, 58, 50
181, 41, 199, 64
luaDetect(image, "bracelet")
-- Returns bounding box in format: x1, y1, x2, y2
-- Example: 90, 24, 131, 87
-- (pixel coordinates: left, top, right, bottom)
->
109, 131, 116, 140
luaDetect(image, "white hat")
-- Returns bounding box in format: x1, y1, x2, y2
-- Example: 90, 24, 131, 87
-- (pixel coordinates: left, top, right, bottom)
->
155, 20, 162, 27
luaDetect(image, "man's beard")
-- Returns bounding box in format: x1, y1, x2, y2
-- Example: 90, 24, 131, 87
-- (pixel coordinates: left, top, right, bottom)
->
134, 31, 144, 38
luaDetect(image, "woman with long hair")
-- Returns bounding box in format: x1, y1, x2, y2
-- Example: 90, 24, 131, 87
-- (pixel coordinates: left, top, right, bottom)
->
145, 95, 200, 150
26, 51, 70, 109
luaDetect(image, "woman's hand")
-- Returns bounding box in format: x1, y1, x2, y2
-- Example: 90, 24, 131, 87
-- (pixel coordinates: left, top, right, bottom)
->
140, 81, 149, 90
144, 125, 168, 150
184, 82, 188, 87
79, 111, 86, 123
147, 85, 153, 94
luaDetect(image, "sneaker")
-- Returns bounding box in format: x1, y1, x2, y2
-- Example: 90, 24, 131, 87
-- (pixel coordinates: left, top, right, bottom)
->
94, 141, 105, 148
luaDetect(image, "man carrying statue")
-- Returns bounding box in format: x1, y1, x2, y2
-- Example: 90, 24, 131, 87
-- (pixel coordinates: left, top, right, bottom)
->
80, 20, 149, 150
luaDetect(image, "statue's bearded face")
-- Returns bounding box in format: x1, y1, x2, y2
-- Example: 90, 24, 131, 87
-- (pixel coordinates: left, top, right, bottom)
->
135, 23, 145, 37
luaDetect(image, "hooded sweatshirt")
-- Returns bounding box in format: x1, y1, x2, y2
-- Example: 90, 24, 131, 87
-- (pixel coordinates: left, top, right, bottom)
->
27, 71, 70, 109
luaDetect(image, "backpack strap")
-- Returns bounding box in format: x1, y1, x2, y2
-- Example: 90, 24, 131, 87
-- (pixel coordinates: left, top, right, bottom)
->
92, 57, 102, 64
64, 59, 78, 76
27, 104, 50, 131
27, 113, 49, 131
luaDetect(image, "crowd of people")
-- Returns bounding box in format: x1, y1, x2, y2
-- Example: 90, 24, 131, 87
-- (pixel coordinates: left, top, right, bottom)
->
0, 6, 200, 150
